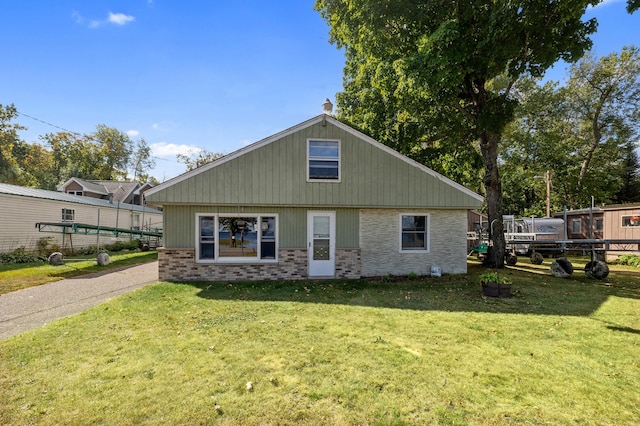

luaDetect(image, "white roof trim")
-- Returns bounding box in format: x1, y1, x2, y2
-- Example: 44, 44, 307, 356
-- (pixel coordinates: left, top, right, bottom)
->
146, 114, 483, 202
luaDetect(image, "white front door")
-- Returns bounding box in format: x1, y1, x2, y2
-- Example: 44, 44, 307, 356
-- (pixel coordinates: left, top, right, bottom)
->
307, 211, 335, 277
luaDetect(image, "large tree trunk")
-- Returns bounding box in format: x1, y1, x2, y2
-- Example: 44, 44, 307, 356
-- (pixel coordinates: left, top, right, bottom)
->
479, 131, 505, 268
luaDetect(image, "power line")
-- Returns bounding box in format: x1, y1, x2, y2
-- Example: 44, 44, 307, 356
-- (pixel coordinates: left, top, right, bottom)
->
16, 110, 84, 136
15, 109, 173, 162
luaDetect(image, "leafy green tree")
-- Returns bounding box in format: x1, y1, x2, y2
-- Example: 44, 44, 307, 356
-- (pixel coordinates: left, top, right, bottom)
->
41, 131, 98, 183
316, 0, 597, 267
42, 125, 151, 184
177, 149, 223, 172
0, 104, 27, 184
565, 47, 640, 201
501, 78, 581, 215
503, 47, 640, 213
130, 138, 156, 183
93, 125, 133, 180
615, 141, 640, 203
10, 140, 56, 189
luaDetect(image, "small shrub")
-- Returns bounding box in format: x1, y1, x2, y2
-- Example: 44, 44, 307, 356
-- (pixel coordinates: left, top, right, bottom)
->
106, 241, 126, 252
382, 273, 394, 283
80, 245, 99, 255
0, 247, 44, 264
617, 254, 640, 268
100, 240, 140, 253
36, 237, 53, 256
479, 271, 511, 285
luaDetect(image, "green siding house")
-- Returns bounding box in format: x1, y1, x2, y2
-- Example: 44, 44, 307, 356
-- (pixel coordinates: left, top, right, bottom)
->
145, 114, 483, 281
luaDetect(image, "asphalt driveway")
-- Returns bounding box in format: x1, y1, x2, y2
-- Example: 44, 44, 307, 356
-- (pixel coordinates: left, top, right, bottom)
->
0, 261, 158, 340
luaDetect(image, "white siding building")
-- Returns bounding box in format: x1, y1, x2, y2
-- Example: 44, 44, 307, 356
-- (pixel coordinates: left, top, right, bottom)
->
0, 183, 163, 254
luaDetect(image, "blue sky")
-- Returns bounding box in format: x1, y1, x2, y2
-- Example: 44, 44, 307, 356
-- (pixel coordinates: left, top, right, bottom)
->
2, 1, 638, 181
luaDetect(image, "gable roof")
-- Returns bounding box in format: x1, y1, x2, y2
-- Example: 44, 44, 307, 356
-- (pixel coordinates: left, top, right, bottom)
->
146, 114, 483, 208
0, 183, 161, 214
58, 177, 110, 196
98, 181, 140, 203
58, 178, 143, 203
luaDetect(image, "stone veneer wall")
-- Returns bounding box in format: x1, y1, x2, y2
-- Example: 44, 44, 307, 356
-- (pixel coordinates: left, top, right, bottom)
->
158, 248, 361, 281
359, 208, 468, 277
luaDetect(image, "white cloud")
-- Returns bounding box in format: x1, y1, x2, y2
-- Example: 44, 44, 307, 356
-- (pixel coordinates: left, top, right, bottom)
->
151, 142, 202, 157
71, 11, 84, 24
126, 130, 140, 137
108, 12, 135, 26
72, 11, 135, 28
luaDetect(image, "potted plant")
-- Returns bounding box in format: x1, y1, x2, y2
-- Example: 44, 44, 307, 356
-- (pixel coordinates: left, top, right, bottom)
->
480, 271, 512, 298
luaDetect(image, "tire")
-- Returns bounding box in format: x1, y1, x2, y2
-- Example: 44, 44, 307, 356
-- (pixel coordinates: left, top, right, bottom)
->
48, 252, 64, 266
585, 260, 609, 280
530, 252, 544, 265
505, 253, 518, 266
551, 258, 573, 278
96, 252, 110, 266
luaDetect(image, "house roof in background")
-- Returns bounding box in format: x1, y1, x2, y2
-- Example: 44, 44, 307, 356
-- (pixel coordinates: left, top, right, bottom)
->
599, 202, 640, 211
58, 178, 109, 195
98, 181, 140, 203
0, 183, 161, 214
552, 207, 603, 217
58, 178, 145, 203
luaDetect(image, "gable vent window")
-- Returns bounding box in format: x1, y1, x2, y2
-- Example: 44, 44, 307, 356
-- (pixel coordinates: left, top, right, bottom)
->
308, 139, 340, 181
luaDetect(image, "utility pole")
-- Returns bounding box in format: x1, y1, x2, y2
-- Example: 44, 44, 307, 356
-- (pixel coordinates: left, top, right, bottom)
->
545, 170, 551, 218
535, 170, 551, 217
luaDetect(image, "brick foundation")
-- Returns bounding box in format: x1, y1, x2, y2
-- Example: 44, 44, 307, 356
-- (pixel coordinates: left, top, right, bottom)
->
158, 248, 361, 281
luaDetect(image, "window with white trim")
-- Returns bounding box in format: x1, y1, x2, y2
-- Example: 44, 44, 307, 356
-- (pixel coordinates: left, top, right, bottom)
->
400, 214, 429, 252
198, 215, 216, 260
67, 191, 83, 196
61, 208, 75, 222
622, 215, 640, 227
132, 213, 141, 231
196, 214, 277, 262
308, 139, 340, 181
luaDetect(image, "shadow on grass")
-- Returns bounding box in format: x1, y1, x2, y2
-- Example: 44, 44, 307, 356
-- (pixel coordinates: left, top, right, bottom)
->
606, 325, 640, 335
182, 261, 640, 317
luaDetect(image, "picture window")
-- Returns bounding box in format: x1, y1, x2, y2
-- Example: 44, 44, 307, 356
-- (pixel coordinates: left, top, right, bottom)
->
196, 214, 277, 262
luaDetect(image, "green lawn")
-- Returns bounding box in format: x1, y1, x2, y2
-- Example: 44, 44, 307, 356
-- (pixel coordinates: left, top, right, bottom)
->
1, 257, 639, 425
0, 251, 158, 295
